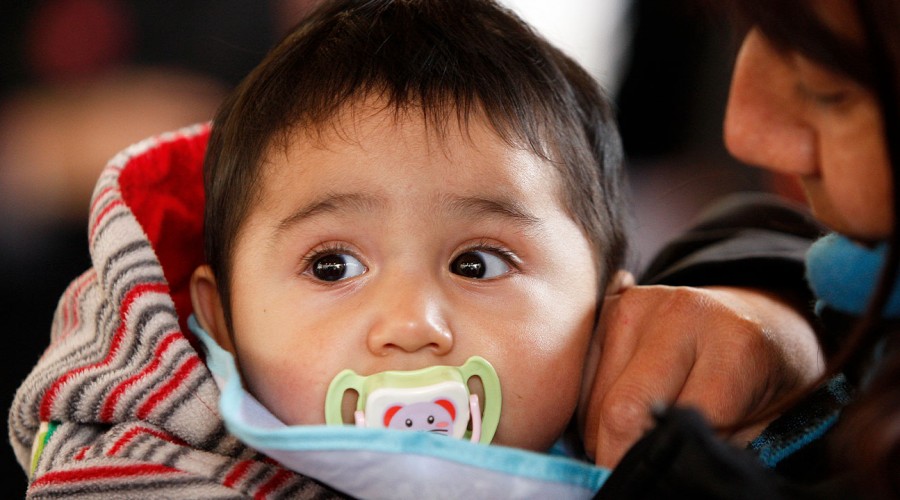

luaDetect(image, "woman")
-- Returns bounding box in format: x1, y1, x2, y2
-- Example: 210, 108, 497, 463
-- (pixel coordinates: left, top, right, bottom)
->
594, 0, 899, 497
725, 0, 899, 494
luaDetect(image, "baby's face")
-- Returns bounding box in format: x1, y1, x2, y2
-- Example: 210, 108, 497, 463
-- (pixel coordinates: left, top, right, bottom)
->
204, 101, 600, 451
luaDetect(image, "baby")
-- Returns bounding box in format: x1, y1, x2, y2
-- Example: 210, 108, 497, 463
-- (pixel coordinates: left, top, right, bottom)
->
189, 0, 629, 454
11, 1, 820, 496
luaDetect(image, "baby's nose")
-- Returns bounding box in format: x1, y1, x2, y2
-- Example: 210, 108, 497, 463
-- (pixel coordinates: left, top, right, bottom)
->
366, 280, 453, 356
367, 316, 452, 355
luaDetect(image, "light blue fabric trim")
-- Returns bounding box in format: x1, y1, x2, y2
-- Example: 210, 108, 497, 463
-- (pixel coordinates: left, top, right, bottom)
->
189, 316, 609, 494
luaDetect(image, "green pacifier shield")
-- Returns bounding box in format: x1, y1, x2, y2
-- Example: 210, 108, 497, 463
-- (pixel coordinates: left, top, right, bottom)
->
325, 356, 501, 444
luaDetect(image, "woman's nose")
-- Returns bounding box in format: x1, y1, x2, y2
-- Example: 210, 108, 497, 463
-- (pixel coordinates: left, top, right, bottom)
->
724, 30, 817, 176
366, 278, 453, 356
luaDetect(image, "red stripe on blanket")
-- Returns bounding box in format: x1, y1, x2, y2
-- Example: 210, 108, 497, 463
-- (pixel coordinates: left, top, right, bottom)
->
89, 198, 125, 244
100, 331, 181, 421
255, 469, 293, 499
59, 272, 98, 342
136, 356, 201, 420
107, 426, 188, 457
31, 463, 182, 487
223, 459, 254, 488
88, 186, 117, 231
74, 446, 91, 461
89, 185, 116, 219
39, 282, 170, 421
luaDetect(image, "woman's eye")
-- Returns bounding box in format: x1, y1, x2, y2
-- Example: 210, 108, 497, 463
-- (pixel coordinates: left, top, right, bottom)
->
792, 55, 854, 108
797, 82, 850, 107
810, 89, 850, 106
450, 250, 511, 279
309, 253, 366, 282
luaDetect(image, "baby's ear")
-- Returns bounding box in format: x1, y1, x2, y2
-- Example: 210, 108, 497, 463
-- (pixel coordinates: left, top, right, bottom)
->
189, 265, 235, 353
605, 270, 635, 296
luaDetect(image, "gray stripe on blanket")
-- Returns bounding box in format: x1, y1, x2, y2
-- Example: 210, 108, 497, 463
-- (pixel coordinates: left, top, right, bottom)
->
99, 239, 152, 289
41, 268, 167, 400
119, 343, 195, 418
66, 304, 175, 420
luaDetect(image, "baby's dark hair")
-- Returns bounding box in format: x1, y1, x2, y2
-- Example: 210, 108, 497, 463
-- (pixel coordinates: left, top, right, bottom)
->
203, 0, 628, 323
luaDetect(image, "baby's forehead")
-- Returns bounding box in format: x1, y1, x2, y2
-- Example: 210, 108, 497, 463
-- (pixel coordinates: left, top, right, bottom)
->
243, 96, 596, 247
246, 103, 579, 225
259, 98, 563, 183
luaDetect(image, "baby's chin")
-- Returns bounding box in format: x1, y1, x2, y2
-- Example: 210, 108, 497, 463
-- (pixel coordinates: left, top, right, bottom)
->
270, 410, 326, 427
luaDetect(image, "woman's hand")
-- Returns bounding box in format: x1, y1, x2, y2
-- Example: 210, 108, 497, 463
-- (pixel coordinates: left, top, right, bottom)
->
578, 284, 825, 468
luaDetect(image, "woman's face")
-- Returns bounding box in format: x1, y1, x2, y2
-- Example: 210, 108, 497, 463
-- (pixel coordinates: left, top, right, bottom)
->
724, 0, 893, 242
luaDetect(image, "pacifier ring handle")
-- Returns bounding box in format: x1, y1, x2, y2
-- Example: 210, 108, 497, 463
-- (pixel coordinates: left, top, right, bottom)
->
468, 394, 481, 443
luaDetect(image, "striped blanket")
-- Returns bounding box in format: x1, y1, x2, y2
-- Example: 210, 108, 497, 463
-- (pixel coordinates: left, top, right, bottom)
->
8, 125, 341, 498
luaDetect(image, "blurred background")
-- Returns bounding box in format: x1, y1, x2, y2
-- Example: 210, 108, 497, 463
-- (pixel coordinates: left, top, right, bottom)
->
0, 0, 789, 493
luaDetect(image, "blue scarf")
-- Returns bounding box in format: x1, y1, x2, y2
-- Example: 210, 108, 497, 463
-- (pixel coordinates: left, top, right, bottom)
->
805, 233, 900, 318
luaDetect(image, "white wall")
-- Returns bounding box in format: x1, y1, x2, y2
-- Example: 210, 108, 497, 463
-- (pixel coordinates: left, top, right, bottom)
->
498, 0, 633, 96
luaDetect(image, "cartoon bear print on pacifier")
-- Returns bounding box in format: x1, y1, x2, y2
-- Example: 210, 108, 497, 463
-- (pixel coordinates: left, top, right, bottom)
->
384, 399, 456, 433
324, 356, 501, 444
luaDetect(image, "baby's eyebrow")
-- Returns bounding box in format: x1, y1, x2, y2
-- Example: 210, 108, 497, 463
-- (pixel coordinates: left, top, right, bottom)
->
275, 192, 385, 233
441, 194, 542, 230
273, 192, 541, 234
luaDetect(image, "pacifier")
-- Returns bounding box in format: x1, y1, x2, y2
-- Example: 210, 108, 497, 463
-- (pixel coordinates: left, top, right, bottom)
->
325, 356, 501, 444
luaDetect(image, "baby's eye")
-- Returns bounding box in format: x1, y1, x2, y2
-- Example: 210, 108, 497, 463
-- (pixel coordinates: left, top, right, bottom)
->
308, 253, 366, 282
450, 250, 511, 279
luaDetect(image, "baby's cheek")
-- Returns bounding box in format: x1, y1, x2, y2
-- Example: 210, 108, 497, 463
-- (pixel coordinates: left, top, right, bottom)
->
239, 354, 328, 426
493, 364, 582, 451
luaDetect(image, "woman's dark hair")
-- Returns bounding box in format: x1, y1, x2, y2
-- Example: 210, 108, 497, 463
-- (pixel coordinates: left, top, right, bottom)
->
202, 0, 628, 326
727, 0, 900, 496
